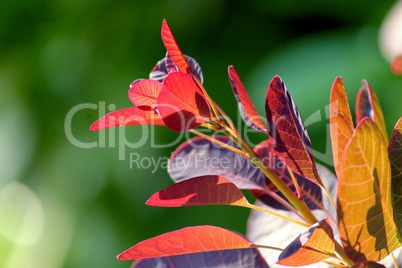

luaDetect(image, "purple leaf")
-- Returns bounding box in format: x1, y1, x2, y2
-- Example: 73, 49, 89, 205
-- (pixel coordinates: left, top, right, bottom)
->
150, 53, 203, 83
133, 248, 269, 268
169, 136, 268, 191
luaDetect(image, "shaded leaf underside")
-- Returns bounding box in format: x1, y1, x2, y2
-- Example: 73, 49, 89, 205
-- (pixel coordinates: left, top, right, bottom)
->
355, 81, 388, 142
253, 140, 323, 211
169, 136, 268, 191
133, 248, 269, 268
388, 117, 402, 237
146, 175, 249, 207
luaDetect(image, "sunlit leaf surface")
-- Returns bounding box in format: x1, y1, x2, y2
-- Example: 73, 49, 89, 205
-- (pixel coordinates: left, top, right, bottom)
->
265, 75, 322, 186
161, 20, 190, 74
337, 118, 401, 262
247, 200, 331, 267
118, 225, 254, 261
228, 65, 267, 133
128, 79, 162, 109
277, 219, 335, 266
157, 72, 211, 131
329, 76, 354, 177
89, 107, 164, 131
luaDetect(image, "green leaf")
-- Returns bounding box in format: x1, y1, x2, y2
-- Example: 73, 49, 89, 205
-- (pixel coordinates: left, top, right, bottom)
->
337, 118, 401, 262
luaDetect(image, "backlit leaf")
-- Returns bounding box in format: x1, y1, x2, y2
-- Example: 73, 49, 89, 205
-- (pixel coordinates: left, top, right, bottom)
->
128, 79, 162, 109
277, 219, 335, 266
388, 117, 402, 236
228, 66, 267, 133
253, 139, 323, 211
265, 75, 323, 186
146, 175, 249, 207
169, 136, 268, 191
337, 118, 401, 262
355, 80, 388, 142
157, 72, 211, 132
329, 76, 354, 177
247, 200, 331, 267
90, 107, 164, 131
133, 248, 270, 268
118, 225, 254, 261
161, 20, 190, 74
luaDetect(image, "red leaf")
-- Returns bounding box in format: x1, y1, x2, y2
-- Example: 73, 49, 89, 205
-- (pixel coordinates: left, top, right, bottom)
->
228, 66, 267, 133
265, 75, 323, 186
329, 76, 354, 178
355, 80, 388, 141
161, 20, 190, 74
277, 219, 335, 266
157, 72, 211, 132
128, 79, 162, 109
388, 117, 402, 236
146, 175, 249, 207
253, 140, 324, 211
90, 107, 164, 131
117, 225, 254, 261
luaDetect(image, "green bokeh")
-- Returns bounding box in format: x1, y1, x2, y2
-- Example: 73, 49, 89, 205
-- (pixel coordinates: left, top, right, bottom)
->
0, 1, 400, 267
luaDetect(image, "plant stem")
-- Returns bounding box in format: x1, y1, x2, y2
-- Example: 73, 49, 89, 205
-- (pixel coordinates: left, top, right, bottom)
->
230, 131, 318, 224
252, 244, 284, 252
245, 203, 310, 227
193, 76, 221, 121
334, 241, 354, 266
189, 129, 248, 158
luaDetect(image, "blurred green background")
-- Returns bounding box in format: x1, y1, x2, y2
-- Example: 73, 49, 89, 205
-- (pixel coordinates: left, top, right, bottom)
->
1, 1, 401, 267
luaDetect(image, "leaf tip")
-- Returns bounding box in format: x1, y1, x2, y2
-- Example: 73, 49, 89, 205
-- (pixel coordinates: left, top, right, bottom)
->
89, 121, 100, 132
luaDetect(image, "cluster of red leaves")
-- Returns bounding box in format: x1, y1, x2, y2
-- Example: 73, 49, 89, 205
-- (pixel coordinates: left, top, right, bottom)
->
91, 20, 402, 268
91, 21, 211, 133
